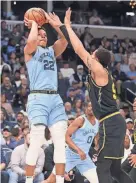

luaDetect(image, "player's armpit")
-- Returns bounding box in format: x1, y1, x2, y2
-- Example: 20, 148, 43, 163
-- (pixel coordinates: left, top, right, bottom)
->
53, 38, 68, 58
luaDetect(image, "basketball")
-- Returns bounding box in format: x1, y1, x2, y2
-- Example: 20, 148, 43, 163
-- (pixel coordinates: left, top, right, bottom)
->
24, 8, 48, 26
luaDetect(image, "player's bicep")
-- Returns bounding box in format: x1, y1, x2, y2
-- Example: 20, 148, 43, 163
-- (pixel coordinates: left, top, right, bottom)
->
24, 41, 37, 55
66, 117, 84, 137
53, 39, 68, 58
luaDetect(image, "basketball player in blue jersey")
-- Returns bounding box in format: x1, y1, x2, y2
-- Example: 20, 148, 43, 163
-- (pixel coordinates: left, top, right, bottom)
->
24, 13, 68, 183
43, 102, 99, 183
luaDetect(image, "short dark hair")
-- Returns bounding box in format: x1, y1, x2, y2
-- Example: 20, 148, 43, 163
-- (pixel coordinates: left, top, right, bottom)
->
11, 127, 20, 137
17, 112, 24, 116
95, 48, 111, 68
84, 102, 91, 108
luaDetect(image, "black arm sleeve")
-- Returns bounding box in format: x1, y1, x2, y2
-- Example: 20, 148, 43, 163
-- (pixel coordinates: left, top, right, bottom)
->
59, 25, 72, 46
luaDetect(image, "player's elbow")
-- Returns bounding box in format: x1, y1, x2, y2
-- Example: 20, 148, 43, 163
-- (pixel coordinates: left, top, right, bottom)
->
60, 38, 68, 47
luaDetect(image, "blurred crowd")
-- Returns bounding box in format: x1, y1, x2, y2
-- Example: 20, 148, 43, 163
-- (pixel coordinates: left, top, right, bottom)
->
1, 19, 136, 183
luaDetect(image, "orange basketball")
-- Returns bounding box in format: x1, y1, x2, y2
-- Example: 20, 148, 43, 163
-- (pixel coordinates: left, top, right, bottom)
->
24, 8, 48, 26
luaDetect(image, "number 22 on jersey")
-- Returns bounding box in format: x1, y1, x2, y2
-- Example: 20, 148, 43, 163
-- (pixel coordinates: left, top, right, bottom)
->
44, 60, 55, 71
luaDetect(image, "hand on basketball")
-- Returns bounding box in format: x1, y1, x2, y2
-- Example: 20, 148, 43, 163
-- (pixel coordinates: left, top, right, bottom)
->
45, 12, 63, 27
128, 154, 136, 167
78, 149, 86, 160
64, 7, 72, 27
24, 17, 39, 29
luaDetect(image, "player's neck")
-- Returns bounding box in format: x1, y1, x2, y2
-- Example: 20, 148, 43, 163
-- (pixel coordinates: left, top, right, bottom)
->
86, 114, 96, 125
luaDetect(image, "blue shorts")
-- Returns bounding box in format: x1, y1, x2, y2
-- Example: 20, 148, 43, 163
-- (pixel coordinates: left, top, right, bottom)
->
26, 93, 67, 127
65, 148, 95, 175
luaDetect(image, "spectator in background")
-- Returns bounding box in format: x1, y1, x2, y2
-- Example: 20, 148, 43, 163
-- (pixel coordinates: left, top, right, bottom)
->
1, 146, 9, 183
20, 66, 27, 79
127, 64, 136, 84
122, 134, 134, 163
64, 102, 75, 118
10, 26, 21, 44
2, 126, 17, 150
13, 70, 21, 88
19, 38, 25, 53
75, 108, 84, 117
1, 76, 16, 104
11, 125, 22, 144
1, 110, 7, 130
67, 81, 85, 104
122, 105, 131, 119
7, 38, 16, 54
73, 99, 83, 114
114, 47, 124, 63
82, 33, 93, 51
89, 9, 104, 25
1, 21, 10, 38
19, 54, 25, 66
16, 24, 23, 35
129, 52, 136, 66
111, 35, 120, 54
126, 118, 134, 137
7, 132, 45, 183
22, 31, 29, 44
8, 52, 16, 66
69, 65, 86, 89
100, 36, 111, 50
1, 94, 15, 120
16, 78, 29, 109
17, 124, 29, 146
12, 57, 21, 73
112, 62, 128, 95
1, 56, 12, 74
60, 62, 75, 78
16, 112, 24, 126
121, 55, 130, 74
21, 116, 29, 127
66, 88, 76, 105
74, 10, 87, 24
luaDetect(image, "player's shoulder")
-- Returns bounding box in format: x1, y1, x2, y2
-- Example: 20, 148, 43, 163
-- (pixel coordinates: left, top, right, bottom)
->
75, 115, 85, 127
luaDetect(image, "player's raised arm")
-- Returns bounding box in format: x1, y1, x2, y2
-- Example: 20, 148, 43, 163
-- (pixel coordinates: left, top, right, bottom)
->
66, 117, 86, 160
45, 12, 68, 58
24, 18, 38, 56
64, 8, 107, 76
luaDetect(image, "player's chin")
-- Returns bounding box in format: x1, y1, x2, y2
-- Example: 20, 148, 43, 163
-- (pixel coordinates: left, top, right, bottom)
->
40, 42, 47, 48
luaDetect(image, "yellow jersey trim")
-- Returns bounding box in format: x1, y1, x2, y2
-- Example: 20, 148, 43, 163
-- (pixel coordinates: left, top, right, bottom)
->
99, 112, 120, 123
98, 122, 106, 155
104, 156, 124, 159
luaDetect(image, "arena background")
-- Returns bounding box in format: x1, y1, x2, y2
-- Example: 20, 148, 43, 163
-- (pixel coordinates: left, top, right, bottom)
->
1, 1, 136, 183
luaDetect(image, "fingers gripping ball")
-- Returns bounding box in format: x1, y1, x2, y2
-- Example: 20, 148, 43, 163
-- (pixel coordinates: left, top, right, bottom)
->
24, 8, 48, 26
